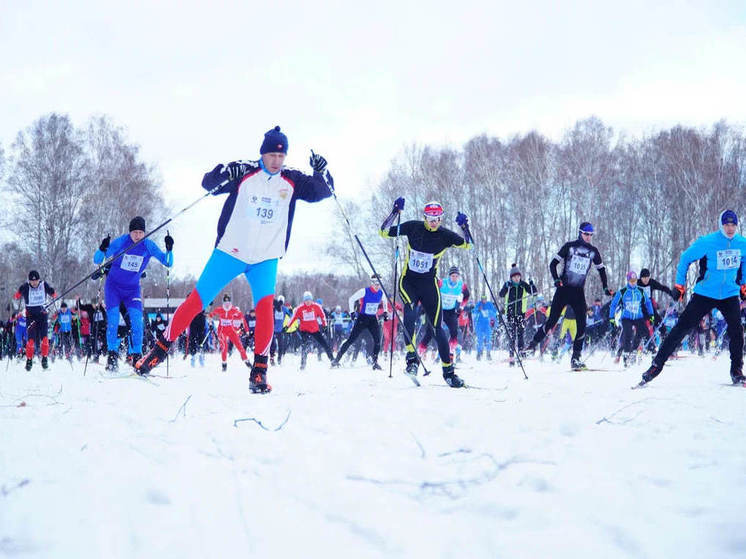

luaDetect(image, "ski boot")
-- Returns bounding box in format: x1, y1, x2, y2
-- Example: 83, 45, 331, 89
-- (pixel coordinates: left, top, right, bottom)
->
221, 362, 227, 372
270, 356, 275, 366
249, 356, 271, 393
134, 340, 170, 376
190, 355, 195, 368
405, 352, 418, 377
509, 357, 515, 367
570, 357, 586, 371
476, 350, 482, 361
244, 359, 253, 369
129, 354, 141, 370
443, 364, 465, 388
730, 366, 746, 386
371, 360, 382, 371
622, 353, 630, 368
634, 362, 663, 388
486, 350, 492, 361
25, 358, 33, 371
41, 356, 48, 370
105, 350, 119, 372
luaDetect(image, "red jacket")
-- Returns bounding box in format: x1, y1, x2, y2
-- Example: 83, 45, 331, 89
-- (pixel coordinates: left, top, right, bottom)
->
209, 306, 248, 333
289, 302, 327, 333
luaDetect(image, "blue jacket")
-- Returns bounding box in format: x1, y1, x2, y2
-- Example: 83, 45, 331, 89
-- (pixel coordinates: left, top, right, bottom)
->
609, 283, 653, 320
472, 301, 497, 330
676, 231, 746, 300
94, 234, 173, 287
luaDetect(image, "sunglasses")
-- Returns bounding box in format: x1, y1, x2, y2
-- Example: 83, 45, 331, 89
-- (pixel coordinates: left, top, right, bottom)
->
581, 231, 593, 236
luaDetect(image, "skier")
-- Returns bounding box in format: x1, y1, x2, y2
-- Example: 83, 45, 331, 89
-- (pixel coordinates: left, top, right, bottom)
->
525, 222, 611, 370
418, 266, 470, 362
472, 294, 497, 360
380, 198, 472, 387
55, 302, 74, 360
637, 210, 746, 387
136, 126, 332, 394
498, 264, 537, 366
14, 270, 56, 371
332, 274, 387, 370
94, 216, 173, 371
286, 291, 334, 369
209, 294, 251, 371
608, 271, 654, 367
187, 310, 208, 367
12, 309, 27, 358
329, 305, 350, 353
270, 295, 292, 365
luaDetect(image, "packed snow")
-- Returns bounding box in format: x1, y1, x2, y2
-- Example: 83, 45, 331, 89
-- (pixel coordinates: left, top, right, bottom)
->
1, 351, 744, 558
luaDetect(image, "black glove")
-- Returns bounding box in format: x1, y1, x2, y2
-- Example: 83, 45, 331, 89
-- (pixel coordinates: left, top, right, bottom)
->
604, 288, 613, 297
140, 272, 147, 279
382, 312, 389, 321
554, 279, 563, 288
99, 235, 111, 252
165, 233, 174, 252
309, 150, 327, 174
504, 281, 511, 290
225, 162, 245, 181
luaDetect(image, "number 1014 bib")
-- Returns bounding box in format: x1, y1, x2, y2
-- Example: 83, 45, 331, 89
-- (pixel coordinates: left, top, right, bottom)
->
717, 249, 741, 270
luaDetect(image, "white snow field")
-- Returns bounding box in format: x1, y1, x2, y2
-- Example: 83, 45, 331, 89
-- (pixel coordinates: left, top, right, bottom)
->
1, 350, 744, 559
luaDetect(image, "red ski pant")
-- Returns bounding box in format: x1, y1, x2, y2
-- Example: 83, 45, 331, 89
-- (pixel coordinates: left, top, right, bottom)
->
218, 327, 247, 362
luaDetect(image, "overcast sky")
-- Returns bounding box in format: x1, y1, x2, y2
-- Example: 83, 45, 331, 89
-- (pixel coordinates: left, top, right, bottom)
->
2, 1, 745, 278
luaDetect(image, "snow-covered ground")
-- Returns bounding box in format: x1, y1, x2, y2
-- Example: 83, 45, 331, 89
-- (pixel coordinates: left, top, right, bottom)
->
1, 350, 744, 558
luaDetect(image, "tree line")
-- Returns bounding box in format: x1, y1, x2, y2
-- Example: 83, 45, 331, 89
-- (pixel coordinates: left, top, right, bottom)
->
327, 117, 746, 304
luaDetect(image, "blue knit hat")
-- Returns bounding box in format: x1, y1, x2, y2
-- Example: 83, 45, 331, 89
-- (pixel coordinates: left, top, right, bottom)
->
260, 126, 288, 154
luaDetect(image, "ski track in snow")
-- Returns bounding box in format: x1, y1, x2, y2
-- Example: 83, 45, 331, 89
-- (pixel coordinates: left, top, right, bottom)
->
0, 352, 744, 558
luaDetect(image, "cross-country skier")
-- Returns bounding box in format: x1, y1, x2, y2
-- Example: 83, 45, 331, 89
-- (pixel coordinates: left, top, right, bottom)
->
54, 302, 74, 360
608, 270, 654, 367
209, 294, 250, 371
332, 274, 387, 370
14, 270, 56, 371
498, 264, 537, 366
136, 126, 332, 394
11, 310, 27, 358
270, 295, 292, 365
380, 199, 472, 387
286, 291, 334, 369
637, 210, 746, 387
417, 266, 470, 362
472, 294, 497, 360
525, 222, 611, 370
187, 310, 208, 367
94, 216, 173, 371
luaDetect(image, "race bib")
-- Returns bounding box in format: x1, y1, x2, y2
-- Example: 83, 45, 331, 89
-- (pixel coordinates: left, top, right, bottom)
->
249, 320, 256, 327
568, 255, 590, 275
334, 316, 345, 325
28, 286, 45, 306
624, 301, 640, 314
364, 302, 379, 314
717, 249, 741, 270
302, 311, 315, 321
442, 293, 458, 307
249, 196, 278, 224
232, 319, 242, 328
94, 311, 103, 321
481, 310, 489, 318
60, 315, 71, 325
408, 249, 434, 274
274, 311, 285, 320
121, 254, 144, 273
220, 318, 232, 326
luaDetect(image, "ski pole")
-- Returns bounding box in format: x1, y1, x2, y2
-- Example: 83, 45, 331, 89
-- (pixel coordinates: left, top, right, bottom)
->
388, 211, 402, 379
321, 169, 431, 378
46, 178, 230, 310
166, 235, 171, 378
458, 218, 528, 380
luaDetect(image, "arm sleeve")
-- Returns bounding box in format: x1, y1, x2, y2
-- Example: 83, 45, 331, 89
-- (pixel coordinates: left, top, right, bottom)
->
382, 220, 414, 238
593, 249, 608, 289
609, 291, 621, 317
288, 308, 300, 328
550, 243, 569, 280
644, 292, 654, 315
446, 229, 468, 248
146, 240, 173, 268
649, 278, 673, 296
348, 289, 366, 313
675, 237, 708, 285
498, 283, 508, 297
461, 284, 470, 306
202, 163, 241, 195
285, 169, 333, 203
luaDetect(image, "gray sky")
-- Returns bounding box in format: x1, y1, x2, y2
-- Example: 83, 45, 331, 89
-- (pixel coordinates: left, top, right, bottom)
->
2, 0, 745, 277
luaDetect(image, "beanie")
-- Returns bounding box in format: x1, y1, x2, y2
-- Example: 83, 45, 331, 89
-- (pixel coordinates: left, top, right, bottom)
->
640, 268, 651, 278
448, 266, 460, 276
223, 294, 231, 302
579, 222, 594, 235
627, 270, 638, 281
260, 126, 288, 155
509, 264, 521, 278
303, 291, 312, 301
129, 216, 146, 232
28, 270, 40, 281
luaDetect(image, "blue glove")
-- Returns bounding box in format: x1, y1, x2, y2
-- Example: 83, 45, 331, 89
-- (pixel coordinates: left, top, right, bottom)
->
309, 150, 327, 174
225, 162, 245, 181
393, 197, 405, 212
456, 212, 469, 227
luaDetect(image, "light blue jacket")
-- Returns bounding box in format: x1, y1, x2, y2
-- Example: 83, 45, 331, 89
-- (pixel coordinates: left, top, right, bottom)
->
676, 230, 746, 300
